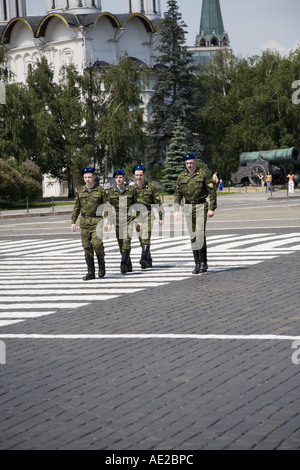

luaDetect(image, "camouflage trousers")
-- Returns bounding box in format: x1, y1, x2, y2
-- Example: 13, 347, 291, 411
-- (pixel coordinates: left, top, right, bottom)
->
115, 216, 135, 253
136, 211, 154, 247
80, 217, 104, 259
184, 203, 208, 251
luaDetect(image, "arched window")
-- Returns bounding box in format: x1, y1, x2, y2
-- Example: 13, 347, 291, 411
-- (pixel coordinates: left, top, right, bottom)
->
153, 0, 157, 13
15, 0, 19, 17
52, 1, 55, 9
211, 36, 219, 46
200, 37, 206, 47
141, 0, 145, 14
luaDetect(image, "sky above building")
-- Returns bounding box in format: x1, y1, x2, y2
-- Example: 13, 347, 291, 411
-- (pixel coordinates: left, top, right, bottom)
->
26, 0, 300, 58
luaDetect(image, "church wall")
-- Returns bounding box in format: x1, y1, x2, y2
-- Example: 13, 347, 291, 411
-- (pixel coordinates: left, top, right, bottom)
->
89, 16, 117, 65
118, 17, 153, 65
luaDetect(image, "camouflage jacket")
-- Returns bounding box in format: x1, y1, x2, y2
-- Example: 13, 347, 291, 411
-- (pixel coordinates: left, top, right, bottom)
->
106, 185, 138, 224
174, 167, 217, 212
133, 181, 164, 221
71, 184, 108, 224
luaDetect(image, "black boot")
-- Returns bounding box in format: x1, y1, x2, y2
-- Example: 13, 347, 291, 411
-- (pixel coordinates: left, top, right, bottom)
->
147, 251, 153, 268
192, 250, 201, 274
199, 244, 208, 273
127, 256, 133, 273
140, 245, 150, 269
120, 251, 130, 274
96, 254, 106, 279
83, 257, 95, 281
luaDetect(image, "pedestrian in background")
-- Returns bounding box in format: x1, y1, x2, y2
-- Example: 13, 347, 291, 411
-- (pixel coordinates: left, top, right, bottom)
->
258, 172, 265, 193
266, 172, 272, 192
287, 171, 295, 194
103, 178, 111, 190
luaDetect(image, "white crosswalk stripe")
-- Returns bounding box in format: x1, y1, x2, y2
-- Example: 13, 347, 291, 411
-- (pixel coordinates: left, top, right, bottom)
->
0, 232, 299, 328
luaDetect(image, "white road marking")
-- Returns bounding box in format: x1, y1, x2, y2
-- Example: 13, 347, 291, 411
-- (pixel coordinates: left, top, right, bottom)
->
0, 333, 299, 341
0, 233, 299, 330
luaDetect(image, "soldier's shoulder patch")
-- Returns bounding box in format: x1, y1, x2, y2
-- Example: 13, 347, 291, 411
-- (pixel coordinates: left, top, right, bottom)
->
208, 183, 214, 189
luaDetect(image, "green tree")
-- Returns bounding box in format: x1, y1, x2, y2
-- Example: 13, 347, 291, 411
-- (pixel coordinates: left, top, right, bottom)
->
161, 119, 187, 193
97, 55, 148, 170
0, 159, 42, 202
27, 59, 85, 197
147, 0, 197, 166
0, 82, 37, 162
196, 49, 300, 181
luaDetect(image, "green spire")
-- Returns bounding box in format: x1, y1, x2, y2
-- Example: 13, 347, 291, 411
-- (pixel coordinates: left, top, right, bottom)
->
200, 0, 225, 36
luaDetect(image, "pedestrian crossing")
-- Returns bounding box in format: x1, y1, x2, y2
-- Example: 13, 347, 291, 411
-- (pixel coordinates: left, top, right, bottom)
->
0, 232, 299, 328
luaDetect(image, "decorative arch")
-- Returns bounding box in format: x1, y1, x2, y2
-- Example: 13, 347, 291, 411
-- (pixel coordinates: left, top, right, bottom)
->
155, 18, 164, 31
2, 18, 34, 44
36, 14, 72, 38
122, 14, 155, 33
94, 13, 121, 29
211, 36, 219, 47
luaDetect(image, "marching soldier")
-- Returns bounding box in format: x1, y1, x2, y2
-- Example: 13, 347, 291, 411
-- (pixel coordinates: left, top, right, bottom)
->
71, 167, 107, 280
106, 169, 138, 274
174, 153, 217, 274
132, 164, 164, 269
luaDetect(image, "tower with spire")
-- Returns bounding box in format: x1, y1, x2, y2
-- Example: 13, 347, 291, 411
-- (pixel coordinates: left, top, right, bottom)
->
188, 0, 231, 65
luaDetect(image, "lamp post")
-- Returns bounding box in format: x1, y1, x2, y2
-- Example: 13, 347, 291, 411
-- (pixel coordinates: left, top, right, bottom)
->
86, 61, 98, 167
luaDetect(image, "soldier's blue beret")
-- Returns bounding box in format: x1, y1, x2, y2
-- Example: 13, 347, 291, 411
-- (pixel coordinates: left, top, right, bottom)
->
81, 167, 96, 176
113, 169, 125, 178
132, 164, 146, 174
182, 153, 196, 162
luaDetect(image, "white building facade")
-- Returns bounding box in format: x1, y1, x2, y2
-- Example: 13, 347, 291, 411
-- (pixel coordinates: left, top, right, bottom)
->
1, 0, 163, 84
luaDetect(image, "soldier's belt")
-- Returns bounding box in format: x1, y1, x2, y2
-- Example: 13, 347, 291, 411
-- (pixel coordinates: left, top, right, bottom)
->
81, 213, 100, 218
184, 199, 206, 205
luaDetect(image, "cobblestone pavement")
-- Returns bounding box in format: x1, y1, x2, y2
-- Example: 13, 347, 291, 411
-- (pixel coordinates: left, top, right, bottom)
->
0, 193, 299, 451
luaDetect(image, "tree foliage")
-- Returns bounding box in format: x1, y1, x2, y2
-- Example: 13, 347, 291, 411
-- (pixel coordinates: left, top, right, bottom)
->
161, 119, 187, 193
147, 0, 198, 166
0, 159, 42, 202
0, 55, 147, 198
27, 59, 85, 197
95, 55, 148, 170
196, 48, 300, 181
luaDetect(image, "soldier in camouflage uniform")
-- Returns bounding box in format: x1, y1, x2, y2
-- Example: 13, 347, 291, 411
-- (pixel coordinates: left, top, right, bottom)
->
106, 170, 138, 274
71, 167, 108, 280
174, 153, 217, 274
132, 164, 164, 269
